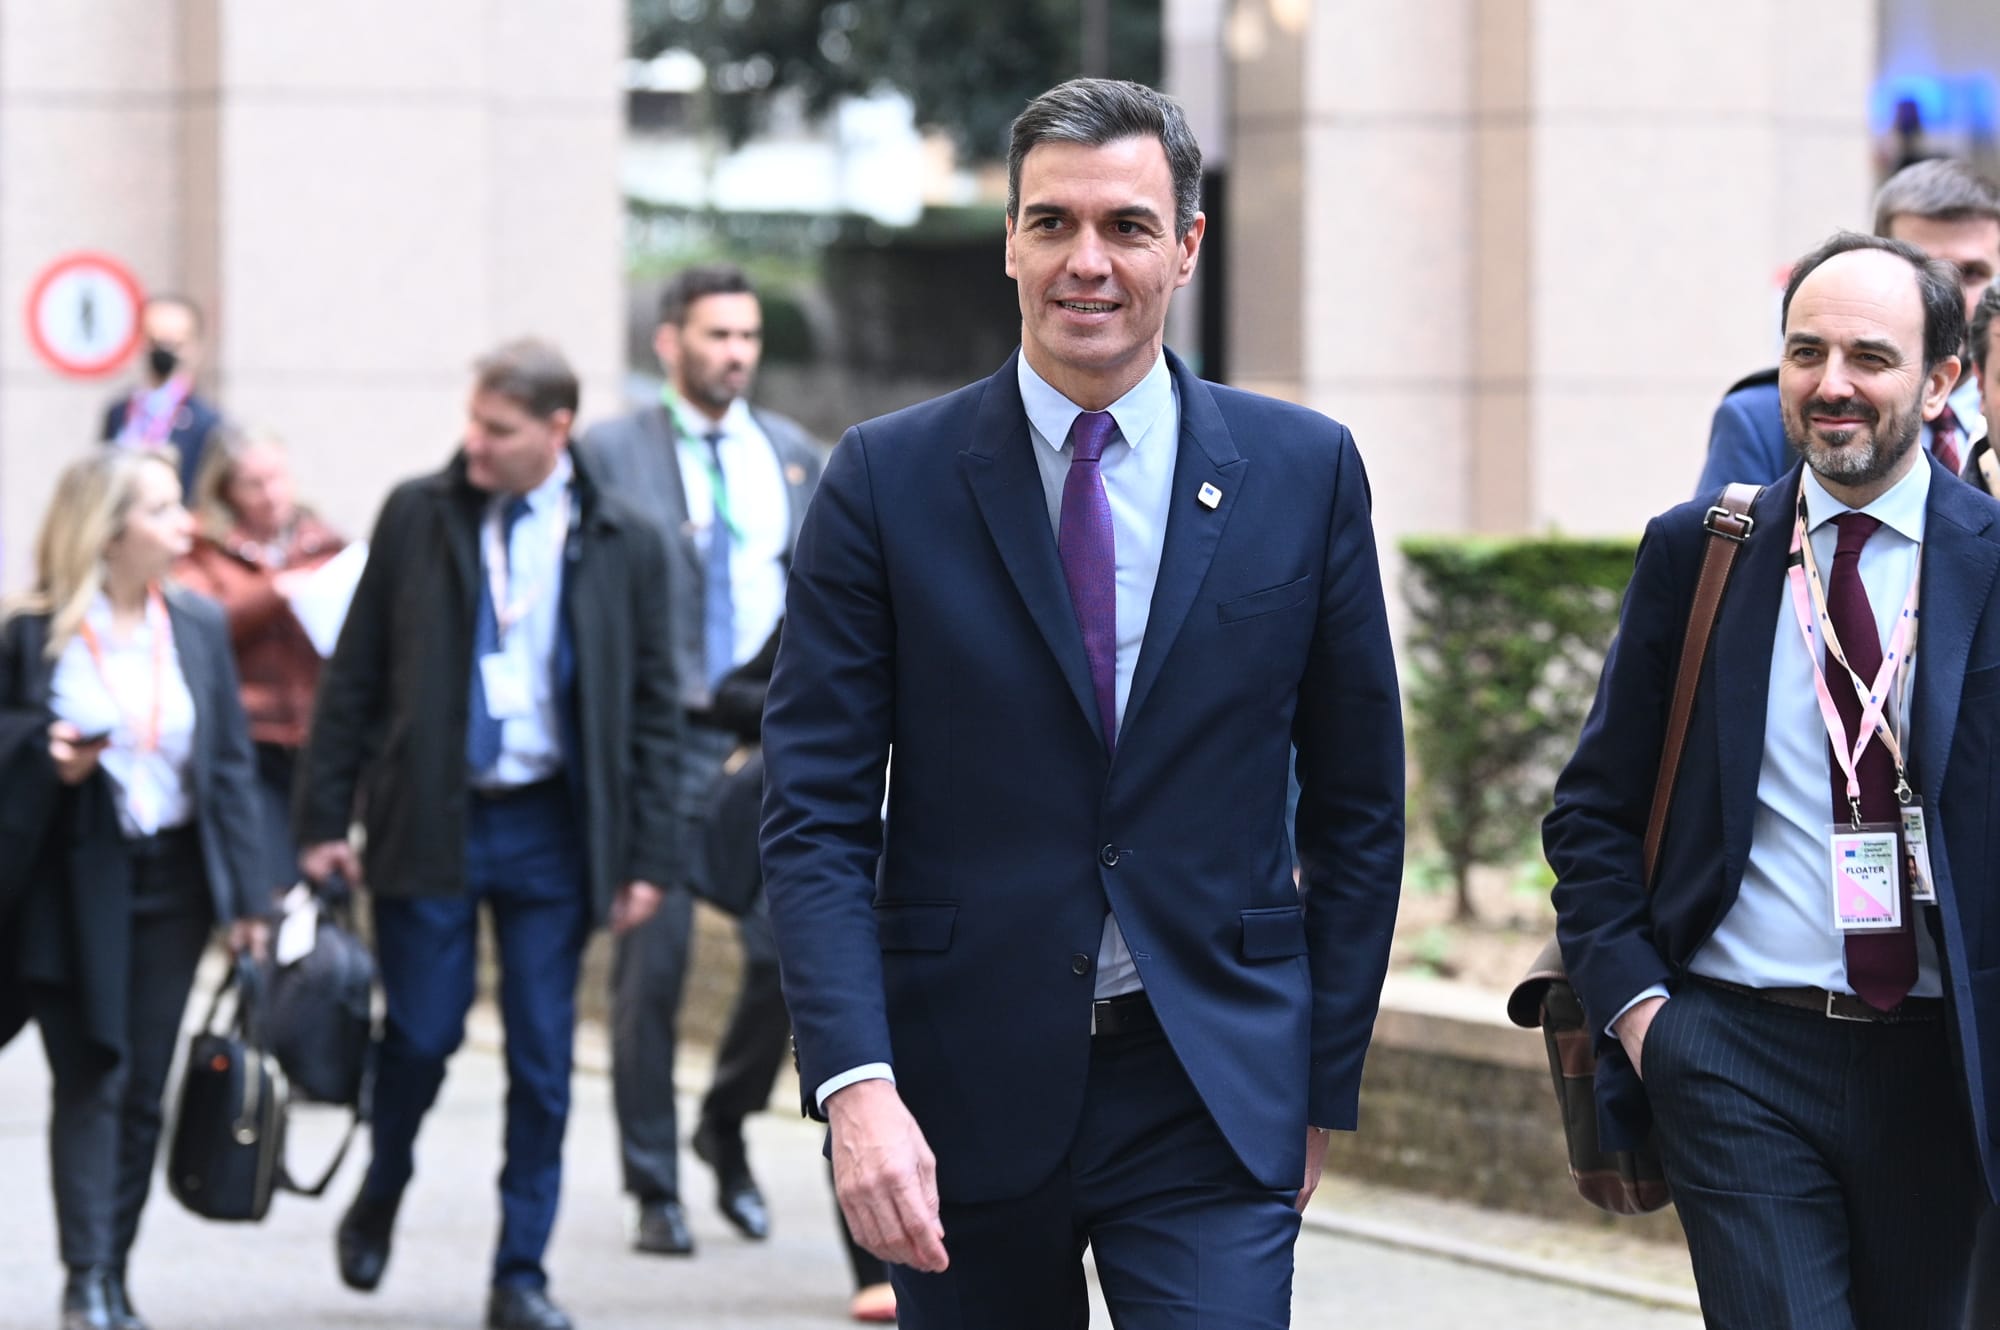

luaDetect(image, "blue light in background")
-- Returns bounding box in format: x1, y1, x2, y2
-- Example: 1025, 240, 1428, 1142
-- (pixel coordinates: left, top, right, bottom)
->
1871, 72, 2000, 137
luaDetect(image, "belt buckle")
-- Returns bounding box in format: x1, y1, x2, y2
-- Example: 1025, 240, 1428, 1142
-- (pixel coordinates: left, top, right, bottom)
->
1825, 990, 1871, 1022
1090, 1000, 1103, 1036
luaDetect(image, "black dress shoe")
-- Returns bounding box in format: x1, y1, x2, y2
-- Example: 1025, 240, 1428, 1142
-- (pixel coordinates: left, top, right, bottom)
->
335, 1186, 403, 1291
693, 1120, 770, 1240
104, 1270, 146, 1330
632, 1198, 694, 1255
487, 1284, 574, 1330
60, 1266, 116, 1330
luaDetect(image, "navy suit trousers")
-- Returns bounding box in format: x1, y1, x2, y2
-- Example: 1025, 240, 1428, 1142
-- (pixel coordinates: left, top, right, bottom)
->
365, 780, 591, 1290
889, 1021, 1301, 1329
1644, 981, 1986, 1329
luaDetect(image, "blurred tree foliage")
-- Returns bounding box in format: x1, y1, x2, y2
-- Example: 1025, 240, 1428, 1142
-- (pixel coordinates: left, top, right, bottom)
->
631, 0, 1162, 158
1399, 536, 1639, 924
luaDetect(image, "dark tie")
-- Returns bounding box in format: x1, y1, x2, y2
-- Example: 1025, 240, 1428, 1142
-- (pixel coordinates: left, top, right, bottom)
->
1825, 511, 1917, 1010
1059, 411, 1119, 750
702, 429, 735, 688
467, 494, 533, 776
1932, 404, 1963, 476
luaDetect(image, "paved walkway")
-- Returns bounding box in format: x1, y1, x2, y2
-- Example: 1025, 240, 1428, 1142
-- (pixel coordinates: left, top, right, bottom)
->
0, 1001, 1701, 1329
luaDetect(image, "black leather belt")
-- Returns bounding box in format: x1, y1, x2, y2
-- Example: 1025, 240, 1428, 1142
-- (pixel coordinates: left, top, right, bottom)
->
1091, 991, 1158, 1038
124, 824, 198, 861
471, 777, 565, 803
1694, 975, 1944, 1024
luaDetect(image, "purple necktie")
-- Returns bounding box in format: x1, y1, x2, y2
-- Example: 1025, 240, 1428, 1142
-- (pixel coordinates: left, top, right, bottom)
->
1825, 511, 1917, 1010
1059, 411, 1119, 751
1932, 405, 1963, 476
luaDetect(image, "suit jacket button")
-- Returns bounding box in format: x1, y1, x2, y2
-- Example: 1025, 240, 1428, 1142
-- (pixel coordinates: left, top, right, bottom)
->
1070, 953, 1091, 976
1099, 844, 1120, 867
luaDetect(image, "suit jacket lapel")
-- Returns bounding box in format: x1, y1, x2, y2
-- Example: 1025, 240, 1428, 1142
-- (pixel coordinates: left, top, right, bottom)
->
1709, 472, 1792, 882
1914, 459, 2000, 797
162, 592, 214, 800
1122, 352, 1246, 738
960, 354, 1106, 749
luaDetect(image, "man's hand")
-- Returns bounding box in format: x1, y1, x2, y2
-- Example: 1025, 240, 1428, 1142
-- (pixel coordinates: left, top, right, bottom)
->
1295, 1125, 1331, 1213
300, 840, 360, 887
228, 918, 271, 962
1614, 995, 1668, 1081
826, 1079, 948, 1273
611, 880, 663, 935
47, 721, 108, 786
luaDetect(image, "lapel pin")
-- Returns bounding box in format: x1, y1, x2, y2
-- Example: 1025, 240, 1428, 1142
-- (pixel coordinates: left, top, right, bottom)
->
1197, 482, 1222, 510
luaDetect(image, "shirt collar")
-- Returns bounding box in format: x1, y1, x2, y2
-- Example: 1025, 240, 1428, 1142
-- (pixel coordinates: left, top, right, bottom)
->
1017, 351, 1175, 455
509, 448, 573, 518
1801, 450, 1930, 546
665, 389, 752, 444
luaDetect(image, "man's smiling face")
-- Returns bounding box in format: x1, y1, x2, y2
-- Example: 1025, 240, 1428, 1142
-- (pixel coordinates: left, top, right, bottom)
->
1004, 135, 1204, 409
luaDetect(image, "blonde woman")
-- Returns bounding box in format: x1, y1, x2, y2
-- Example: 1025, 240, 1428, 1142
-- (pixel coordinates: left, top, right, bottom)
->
0, 450, 268, 1330
176, 427, 345, 895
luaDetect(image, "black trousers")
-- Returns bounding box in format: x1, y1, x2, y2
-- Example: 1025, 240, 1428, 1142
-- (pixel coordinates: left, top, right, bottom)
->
610, 727, 790, 1202
34, 831, 213, 1270
1646, 979, 1987, 1330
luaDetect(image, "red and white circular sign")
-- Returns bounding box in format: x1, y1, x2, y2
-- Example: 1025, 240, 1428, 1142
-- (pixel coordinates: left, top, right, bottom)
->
24, 252, 146, 378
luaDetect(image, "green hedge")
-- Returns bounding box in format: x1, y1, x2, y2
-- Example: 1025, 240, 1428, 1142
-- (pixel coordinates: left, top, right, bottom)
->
1399, 536, 1640, 921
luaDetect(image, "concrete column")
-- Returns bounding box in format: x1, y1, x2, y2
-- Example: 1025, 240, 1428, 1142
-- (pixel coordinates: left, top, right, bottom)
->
0, 0, 625, 586
1222, 0, 1877, 559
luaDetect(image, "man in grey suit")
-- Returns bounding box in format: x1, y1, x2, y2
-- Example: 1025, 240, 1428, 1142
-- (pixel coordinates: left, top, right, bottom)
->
581, 265, 823, 1256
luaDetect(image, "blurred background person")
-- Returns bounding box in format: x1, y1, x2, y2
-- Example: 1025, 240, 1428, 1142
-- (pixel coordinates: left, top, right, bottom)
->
582, 264, 821, 1258
1962, 285, 1999, 493
296, 340, 683, 1330
174, 427, 347, 899
0, 449, 269, 1330
1695, 157, 2000, 495
101, 295, 224, 498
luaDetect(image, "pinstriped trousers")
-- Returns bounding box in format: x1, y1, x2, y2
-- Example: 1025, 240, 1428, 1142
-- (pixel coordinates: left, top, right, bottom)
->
1643, 980, 1986, 1330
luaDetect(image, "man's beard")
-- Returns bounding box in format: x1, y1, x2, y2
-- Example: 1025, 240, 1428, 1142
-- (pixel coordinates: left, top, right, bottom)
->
1785, 391, 1924, 490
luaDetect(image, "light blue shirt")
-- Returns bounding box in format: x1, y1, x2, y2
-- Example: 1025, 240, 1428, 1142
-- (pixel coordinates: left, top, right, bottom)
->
812, 350, 1182, 1110
479, 451, 572, 789
1018, 351, 1180, 1001
1689, 458, 1941, 997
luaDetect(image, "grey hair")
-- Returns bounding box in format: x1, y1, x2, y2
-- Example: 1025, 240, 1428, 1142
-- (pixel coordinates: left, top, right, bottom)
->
1872, 158, 2000, 237
1007, 79, 1203, 239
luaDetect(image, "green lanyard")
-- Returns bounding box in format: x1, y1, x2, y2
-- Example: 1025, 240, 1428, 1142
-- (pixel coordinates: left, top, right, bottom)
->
661, 386, 740, 542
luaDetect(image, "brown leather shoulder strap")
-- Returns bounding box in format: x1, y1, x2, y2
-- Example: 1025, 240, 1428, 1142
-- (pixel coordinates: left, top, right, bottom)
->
1641, 482, 1762, 890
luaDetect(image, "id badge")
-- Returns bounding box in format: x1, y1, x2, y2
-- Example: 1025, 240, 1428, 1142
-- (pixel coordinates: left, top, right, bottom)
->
479, 651, 535, 720
1829, 823, 1903, 933
1902, 805, 1938, 905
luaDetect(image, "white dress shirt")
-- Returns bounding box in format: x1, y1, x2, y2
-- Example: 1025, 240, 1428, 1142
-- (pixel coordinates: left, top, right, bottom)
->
479, 451, 571, 789
814, 351, 1182, 1111
674, 395, 790, 669
50, 592, 197, 837
1690, 458, 1942, 997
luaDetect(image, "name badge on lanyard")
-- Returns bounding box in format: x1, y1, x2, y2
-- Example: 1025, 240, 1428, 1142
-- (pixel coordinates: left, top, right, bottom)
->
480, 488, 568, 722
1785, 483, 1930, 930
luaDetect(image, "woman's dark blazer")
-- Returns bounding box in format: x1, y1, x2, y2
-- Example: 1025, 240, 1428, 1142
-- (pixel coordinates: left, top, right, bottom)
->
0, 587, 266, 1059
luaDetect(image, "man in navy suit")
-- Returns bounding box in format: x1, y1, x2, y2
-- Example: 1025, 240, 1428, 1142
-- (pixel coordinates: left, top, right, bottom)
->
1694, 159, 1999, 495
760, 78, 1404, 1327
1548, 233, 1999, 1327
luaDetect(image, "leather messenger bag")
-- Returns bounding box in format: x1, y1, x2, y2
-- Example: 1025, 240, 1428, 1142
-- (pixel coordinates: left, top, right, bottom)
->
1506, 482, 1761, 1215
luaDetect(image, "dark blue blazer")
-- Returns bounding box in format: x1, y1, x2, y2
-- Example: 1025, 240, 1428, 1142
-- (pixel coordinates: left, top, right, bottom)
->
1545, 457, 2000, 1199
760, 350, 1406, 1206
1692, 370, 1788, 497
102, 391, 223, 498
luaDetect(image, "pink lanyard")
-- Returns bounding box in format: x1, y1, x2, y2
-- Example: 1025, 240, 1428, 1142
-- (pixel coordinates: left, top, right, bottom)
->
121, 378, 191, 449
76, 587, 169, 753
1784, 486, 1920, 826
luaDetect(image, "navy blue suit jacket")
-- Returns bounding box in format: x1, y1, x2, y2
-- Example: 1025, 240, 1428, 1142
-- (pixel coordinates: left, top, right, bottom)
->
1546, 457, 2000, 1199
760, 350, 1405, 1205
1693, 370, 1788, 496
